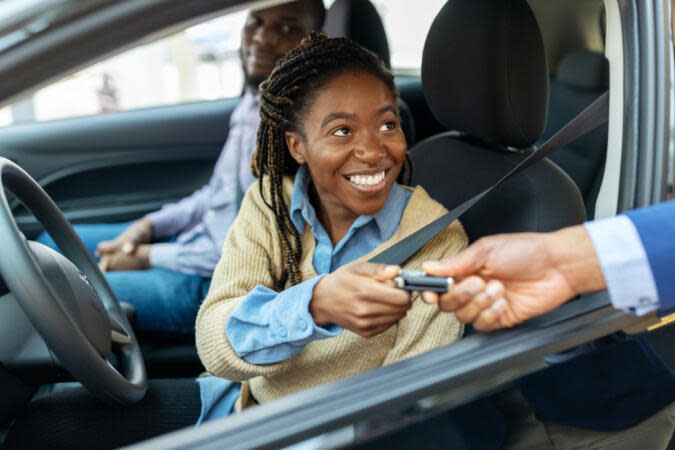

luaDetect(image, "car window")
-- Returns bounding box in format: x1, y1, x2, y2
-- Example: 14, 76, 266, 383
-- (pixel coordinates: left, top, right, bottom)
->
324, 0, 446, 74
0, 9, 248, 127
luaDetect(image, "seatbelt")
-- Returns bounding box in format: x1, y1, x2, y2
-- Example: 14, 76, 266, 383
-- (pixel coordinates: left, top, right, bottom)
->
369, 91, 609, 265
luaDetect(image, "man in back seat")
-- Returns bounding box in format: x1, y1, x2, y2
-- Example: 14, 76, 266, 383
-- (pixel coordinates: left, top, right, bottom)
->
36, 0, 325, 334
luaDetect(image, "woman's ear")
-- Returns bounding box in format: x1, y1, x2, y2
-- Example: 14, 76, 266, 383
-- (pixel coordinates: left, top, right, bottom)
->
285, 131, 306, 165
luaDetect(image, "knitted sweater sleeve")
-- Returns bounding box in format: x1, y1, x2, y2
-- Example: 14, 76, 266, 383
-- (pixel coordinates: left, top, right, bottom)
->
382, 220, 468, 365
196, 182, 296, 381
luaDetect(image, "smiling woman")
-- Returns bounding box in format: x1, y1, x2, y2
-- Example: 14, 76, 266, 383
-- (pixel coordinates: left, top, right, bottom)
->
195, 33, 467, 415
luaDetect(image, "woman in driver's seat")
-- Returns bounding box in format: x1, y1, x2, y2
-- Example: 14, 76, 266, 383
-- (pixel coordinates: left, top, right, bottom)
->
194, 32, 467, 417
4, 34, 467, 448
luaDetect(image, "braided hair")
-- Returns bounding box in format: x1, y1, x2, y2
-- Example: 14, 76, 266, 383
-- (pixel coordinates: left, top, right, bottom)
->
252, 32, 408, 288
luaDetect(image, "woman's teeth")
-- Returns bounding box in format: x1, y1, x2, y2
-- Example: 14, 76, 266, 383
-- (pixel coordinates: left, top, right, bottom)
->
348, 171, 385, 186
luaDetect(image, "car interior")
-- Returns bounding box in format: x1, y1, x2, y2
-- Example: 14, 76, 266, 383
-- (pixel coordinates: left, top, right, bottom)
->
0, 0, 673, 447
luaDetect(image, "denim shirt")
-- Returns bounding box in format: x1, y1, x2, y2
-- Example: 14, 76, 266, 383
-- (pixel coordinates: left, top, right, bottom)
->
147, 91, 260, 277
225, 165, 413, 364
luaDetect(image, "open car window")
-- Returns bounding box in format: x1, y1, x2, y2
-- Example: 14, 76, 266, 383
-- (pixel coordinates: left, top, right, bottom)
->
0, 0, 672, 448
0, 10, 247, 127
126, 0, 674, 447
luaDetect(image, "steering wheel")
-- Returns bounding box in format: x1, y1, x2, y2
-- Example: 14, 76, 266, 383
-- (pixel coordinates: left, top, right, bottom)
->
0, 158, 147, 404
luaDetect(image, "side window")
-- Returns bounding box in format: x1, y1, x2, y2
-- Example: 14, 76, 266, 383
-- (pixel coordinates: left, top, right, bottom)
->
369, 0, 446, 73
0, 10, 248, 127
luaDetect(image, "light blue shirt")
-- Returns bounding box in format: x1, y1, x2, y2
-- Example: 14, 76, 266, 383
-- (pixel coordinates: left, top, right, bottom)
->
197, 167, 411, 424
147, 91, 260, 277
226, 165, 412, 364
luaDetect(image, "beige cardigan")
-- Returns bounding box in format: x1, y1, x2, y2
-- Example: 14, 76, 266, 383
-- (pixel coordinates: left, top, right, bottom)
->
196, 176, 468, 409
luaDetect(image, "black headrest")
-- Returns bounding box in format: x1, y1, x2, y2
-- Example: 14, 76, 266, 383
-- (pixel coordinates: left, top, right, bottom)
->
323, 0, 391, 67
422, 0, 548, 149
556, 50, 609, 90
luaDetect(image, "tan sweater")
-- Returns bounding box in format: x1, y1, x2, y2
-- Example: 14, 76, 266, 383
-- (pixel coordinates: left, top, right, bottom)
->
196, 176, 468, 409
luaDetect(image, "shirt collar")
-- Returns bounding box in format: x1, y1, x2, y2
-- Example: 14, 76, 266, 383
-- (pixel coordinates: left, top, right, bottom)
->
290, 165, 408, 241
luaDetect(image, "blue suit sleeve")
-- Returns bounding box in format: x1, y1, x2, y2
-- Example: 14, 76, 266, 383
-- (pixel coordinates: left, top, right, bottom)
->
225, 275, 343, 364
624, 199, 675, 315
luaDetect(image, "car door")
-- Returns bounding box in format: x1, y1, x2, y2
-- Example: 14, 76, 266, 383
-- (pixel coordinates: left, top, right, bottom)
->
121, 0, 675, 447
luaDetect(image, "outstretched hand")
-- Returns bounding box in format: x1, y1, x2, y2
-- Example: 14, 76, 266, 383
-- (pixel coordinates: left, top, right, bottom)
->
310, 262, 411, 338
420, 226, 605, 332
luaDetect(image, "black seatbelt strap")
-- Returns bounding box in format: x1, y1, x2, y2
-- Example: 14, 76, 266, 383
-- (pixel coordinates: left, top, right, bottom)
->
369, 91, 609, 265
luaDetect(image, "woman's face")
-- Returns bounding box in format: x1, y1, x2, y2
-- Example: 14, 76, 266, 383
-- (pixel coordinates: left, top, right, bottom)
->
286, 72, 407, 222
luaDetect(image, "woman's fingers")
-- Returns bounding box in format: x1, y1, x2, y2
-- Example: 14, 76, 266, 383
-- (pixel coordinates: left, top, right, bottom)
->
354, 313, 407, 338
349, 262, 401, 281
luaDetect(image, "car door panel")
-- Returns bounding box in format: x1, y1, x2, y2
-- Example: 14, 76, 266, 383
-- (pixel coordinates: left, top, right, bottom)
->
0, 97, 240, 238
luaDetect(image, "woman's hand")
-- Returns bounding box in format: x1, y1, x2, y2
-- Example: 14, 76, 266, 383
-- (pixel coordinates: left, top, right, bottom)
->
310, 262, 411, 338
95, 217, 154, 260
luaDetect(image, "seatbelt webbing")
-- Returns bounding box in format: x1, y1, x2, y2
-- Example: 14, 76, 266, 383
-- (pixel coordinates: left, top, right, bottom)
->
369, 91, 609, 265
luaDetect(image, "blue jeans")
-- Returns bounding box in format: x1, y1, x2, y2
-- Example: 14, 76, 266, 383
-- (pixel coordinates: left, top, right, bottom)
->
36, 223, 211, 334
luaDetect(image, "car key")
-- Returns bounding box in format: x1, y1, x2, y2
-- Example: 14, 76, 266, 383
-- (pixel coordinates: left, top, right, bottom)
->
392, 269, 453, 293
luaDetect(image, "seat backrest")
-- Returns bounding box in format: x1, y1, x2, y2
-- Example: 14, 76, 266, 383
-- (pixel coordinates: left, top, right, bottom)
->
410, 0, 585, 243
323, 0, 391, 67
323, 0, 416, 146
541, 50, 609, 219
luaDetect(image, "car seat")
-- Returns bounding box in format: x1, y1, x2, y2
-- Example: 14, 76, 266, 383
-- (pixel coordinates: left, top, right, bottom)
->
409, 0, 586, 243
323, 0, 416, 147
540, 50, 609, 219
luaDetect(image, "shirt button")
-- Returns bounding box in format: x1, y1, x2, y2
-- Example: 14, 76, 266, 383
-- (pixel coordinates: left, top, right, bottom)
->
297, 319, 307, 331
277, 326, 287, 338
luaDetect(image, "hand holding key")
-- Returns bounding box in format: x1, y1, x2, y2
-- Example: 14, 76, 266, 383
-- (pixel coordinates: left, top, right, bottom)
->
419, 227, 605, 332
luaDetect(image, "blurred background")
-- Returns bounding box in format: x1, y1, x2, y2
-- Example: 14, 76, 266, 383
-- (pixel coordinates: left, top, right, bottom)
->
0, 0, 446, 127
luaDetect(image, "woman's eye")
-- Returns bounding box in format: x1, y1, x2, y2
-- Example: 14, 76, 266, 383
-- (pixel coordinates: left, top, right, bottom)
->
379, 121, 397, 132
332, 127, 352, 137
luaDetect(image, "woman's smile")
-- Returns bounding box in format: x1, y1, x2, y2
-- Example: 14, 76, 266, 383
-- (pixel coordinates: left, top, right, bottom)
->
344, 168, 390, 195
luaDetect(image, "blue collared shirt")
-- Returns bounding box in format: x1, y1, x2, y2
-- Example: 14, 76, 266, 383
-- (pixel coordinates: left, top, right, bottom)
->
147, 91, 260, 277
225, 165, 412, 364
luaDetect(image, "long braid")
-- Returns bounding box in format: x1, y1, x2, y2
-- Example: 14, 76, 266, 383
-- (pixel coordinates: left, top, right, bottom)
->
252, 33, 400, 288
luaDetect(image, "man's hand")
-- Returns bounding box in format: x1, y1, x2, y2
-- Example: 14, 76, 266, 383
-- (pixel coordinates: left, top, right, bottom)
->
98, 244, 152, 272
310, 262, 411, 338
95, 217, 154, 260
420, 226, 606, 332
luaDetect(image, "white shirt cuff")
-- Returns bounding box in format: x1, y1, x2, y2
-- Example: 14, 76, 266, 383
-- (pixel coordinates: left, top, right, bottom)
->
584, 215, 660, 315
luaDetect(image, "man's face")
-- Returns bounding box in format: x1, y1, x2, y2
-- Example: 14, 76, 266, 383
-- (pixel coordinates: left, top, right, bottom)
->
241, 1, 314, 89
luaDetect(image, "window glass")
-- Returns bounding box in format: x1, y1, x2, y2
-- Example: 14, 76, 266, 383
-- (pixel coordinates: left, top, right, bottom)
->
1, 0, 442, 128
321, 0, 445, 73
370, 0, 445, 73
1, 10, 247, 127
